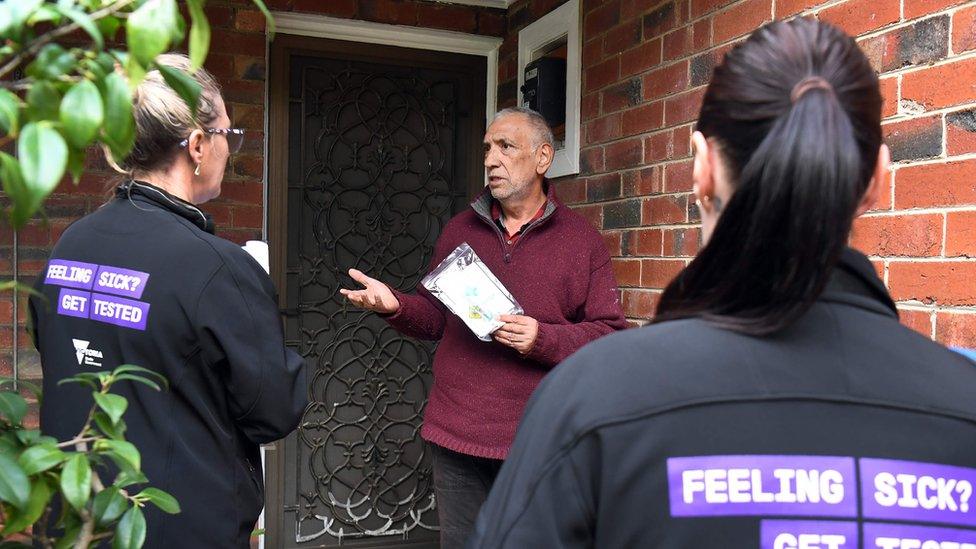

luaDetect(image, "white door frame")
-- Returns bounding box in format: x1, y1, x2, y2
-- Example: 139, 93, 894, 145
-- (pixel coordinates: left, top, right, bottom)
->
271, 12, 502, 125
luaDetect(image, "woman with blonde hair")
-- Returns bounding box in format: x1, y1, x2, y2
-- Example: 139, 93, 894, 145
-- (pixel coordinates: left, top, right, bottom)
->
29, 54, 306, 547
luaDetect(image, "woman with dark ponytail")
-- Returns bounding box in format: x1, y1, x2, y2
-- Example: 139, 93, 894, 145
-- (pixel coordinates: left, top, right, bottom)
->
468, 18, 976, 549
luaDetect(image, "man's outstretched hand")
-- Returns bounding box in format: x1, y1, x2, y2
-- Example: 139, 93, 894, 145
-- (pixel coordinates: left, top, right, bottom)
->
339, 269, 401, 314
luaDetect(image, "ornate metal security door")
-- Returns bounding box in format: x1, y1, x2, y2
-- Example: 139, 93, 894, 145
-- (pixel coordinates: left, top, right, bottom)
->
266, 36, 487, 548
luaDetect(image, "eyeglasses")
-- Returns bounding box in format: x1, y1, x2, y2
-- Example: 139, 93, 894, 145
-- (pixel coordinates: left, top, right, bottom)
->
179, 127, 246, 154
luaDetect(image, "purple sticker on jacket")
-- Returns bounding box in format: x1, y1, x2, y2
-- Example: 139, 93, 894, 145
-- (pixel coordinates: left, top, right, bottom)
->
93, 265, 149, 299
760, 520, 858, 549
863, 522, 976, 548
44, 259, 98, 290
89, 293, 150, 331
667, 455, 857, 517
860, 458, 976, 527
56, 288, 91, 320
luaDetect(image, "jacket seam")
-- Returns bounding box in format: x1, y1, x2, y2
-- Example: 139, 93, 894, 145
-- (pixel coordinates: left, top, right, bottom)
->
494, 444, 592, 547
192, 262, 268, 422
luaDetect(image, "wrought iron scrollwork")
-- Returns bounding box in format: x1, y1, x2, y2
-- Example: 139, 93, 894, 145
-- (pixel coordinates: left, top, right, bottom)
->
286, 60, 464, 544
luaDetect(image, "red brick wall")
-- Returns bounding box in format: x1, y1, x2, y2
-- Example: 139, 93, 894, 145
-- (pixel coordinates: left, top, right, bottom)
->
0, 0, 506, 417
538, 0, 976, 340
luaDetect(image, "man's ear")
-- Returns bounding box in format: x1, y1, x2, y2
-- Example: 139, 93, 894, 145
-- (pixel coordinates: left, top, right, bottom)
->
856, 144, 890, 217
536, 142, 554, 175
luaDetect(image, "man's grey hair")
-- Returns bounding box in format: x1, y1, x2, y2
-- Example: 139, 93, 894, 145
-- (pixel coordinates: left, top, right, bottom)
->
492, 107, 555, 149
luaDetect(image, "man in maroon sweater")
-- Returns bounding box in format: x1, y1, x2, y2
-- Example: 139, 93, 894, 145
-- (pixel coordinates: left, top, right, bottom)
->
340, 107, 627, 548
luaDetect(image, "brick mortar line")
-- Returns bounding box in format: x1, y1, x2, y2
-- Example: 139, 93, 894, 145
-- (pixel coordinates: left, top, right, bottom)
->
898, 304, 976, 314
861, 206, 976, 217
943, 208, 949, 257
875, 256, 976, 262
603, 224, 702, 231
892, 150, 976, 167
883, 103, 976, 123
874, 48, 976, 79
574, 189, 694, 205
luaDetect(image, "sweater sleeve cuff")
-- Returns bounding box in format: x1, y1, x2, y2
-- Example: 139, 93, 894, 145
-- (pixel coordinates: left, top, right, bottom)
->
525, 321, 560, 367
381, 288, 411, 325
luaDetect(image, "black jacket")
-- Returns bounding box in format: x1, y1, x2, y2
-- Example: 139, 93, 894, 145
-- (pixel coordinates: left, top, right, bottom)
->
469, 249, 976, 548
29, 181, 307, 548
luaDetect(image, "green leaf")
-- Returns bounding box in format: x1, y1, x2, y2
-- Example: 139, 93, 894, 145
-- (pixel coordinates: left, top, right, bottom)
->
18, 444, 65, 475
250, 0, 275, 38
102, 72, 135, 161
0, 433, 18, 455
8, 0, 43, 31
97, 439, 140, 471
66, 146, 85, 184
0, 5, 12, 39
113, 365, 168, 388
13, 429, 39, 446
60, 453, 92, 513
95, 51, 118, 75
113, 506, 147, 549
55, 6, 103, 49
136, 487, 180, 514
18, 122, 68, 205
0, 153, 33, 229
94, 393, 128, 426
0, 453, 30, 509
25, 80, 60, 121
93, 486, 128, 526
0, 89, 21, 136
112, 374, 161, 391
27, 4, 62, 25
26, 44, 76, 80
186, 0, 210, 70
0, 392, 26, 424
126, 0, 174, 66
113, 469, 147, 488
53, 523, 81, 549
1, 478, 51, 535
125, 55, 147, 90
58, 372, 99, 391
0, 378, 42, 404
60, 79, 104, 148
94, 411, 126, 440
156, 64, 202, 117
97, 15, 121, 41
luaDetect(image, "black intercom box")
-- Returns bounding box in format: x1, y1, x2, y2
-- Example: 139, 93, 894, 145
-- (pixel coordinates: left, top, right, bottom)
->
520, 57, 566, 128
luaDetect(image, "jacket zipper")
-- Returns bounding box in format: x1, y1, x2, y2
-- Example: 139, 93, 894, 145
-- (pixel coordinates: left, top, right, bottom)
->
473, 204, 556, 264
245, 457, 262, 493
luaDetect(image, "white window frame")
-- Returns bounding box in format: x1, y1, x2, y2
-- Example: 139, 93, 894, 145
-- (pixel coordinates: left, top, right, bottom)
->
517, 0, 581, 178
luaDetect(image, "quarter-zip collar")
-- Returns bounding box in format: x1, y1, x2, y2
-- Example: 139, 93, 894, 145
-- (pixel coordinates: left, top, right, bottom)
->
471, 182, 561, 263
116, 180, 215, 234
471, 181, 560, 233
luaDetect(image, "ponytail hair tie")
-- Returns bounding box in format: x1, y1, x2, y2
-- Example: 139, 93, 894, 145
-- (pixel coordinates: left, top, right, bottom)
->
791, 76, 834, 103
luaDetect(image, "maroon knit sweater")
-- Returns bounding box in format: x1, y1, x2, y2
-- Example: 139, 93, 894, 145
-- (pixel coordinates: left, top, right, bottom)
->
385, 185, 627, 459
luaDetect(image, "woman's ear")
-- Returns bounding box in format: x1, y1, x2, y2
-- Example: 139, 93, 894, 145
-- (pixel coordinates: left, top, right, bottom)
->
856, 144, 890, 217
692, 131, 715, 209
186, 128, 207, 170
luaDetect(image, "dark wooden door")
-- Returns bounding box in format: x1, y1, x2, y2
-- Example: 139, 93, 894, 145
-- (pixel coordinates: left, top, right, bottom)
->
265, 35, 486, 548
